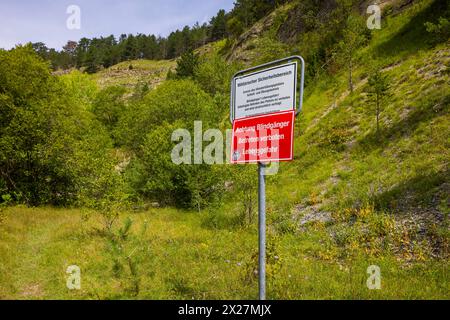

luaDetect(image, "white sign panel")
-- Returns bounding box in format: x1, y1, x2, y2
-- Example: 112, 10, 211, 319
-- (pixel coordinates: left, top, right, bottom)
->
233, 62, 297, 120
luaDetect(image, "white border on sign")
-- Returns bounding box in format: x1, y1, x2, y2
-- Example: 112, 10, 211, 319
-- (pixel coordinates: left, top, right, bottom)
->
231, 110, 295, 164
231, 62, 298, 122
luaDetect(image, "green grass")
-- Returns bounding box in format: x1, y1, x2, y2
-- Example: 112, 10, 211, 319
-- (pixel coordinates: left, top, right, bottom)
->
92, 59, 176, 89
0, 206, 448, 300
280, 42, 449, 215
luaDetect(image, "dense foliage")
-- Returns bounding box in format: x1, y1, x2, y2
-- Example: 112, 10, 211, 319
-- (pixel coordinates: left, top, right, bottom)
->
0, 44, 244, 210
0, 46, 121, 206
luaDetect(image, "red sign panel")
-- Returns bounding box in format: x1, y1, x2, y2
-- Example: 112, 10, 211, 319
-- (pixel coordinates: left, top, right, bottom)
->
231, 111, 295, 164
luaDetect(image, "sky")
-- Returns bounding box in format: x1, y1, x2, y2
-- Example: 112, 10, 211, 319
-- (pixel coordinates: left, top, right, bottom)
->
0, 0, 235, 50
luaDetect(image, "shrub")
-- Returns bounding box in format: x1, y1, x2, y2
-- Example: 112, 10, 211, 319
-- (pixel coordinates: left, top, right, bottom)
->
116, 79, 218, 151
0, 46, 117, 206
174, 50, 199, 79
126, 121, 228, 209
425, 17, 450, 43
92, 86, 127, 134
194, 54, 241, 96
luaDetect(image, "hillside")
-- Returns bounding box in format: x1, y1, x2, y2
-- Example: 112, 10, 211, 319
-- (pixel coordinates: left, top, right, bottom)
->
273, 1, 449, 234
205, 0, 449, 261
0, 0, 448, 300
93, 59, 176, 89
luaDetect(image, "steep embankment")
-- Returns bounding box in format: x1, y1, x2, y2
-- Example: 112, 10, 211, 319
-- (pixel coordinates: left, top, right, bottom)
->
221, 0, 449, 261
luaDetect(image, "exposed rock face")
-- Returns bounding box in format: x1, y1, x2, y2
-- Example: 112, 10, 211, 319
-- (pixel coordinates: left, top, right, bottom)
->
277, 0, 417, 45
277, 0, 338, 44
226, 0, 418, 64
226, 10, 278, 64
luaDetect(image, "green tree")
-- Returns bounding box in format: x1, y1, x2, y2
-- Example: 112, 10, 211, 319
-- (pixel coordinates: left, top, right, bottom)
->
92, 86, 127, 135
366, 68, 390, 140
175, 49, 199, 78
84, 45, 101, 73
62, 40, 77, 68
0, 46, 117, 206
75, 37, 90, 68
227, 16, 245, 38
191, 22, 209, 47
336, 14, 367, 93
60, 70, 98, 109
194, 54, 241, 95
31, 42, 49, 59
127, 121, 226, 209
116, 79, 217, 151
425, 17, 450, 43
116, 79, 225, 209
254, 36, 289, 65
210, 9, 228, 41
122, 34, 139, 61
126, 122, 184, 206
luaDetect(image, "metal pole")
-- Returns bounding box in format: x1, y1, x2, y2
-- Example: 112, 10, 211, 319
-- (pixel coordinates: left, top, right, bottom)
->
258, 163, 266, 300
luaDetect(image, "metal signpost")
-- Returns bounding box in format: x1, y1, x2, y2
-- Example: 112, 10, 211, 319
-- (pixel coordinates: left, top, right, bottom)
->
230, 56, 305, 300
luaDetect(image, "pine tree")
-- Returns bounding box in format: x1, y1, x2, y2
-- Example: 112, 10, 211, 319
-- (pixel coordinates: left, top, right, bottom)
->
337, 14, 367, 93
210, 10, 228, 41
123, 35, 138, 61
175, 50, 199, 78
366, 68, 390, 140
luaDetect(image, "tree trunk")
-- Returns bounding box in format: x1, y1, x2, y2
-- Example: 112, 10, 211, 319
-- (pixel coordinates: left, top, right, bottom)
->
349, 59, 354, 93
376, 95, 380, 140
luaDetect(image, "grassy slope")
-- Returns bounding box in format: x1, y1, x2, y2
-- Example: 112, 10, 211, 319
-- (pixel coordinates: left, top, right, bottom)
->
0, 1, 448, 300
212, 0, 449, 263
271, 0, 449, 231
92, 59, 176, 89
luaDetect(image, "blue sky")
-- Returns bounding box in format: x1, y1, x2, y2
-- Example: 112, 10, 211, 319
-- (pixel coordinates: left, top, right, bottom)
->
0, 0, 235, 50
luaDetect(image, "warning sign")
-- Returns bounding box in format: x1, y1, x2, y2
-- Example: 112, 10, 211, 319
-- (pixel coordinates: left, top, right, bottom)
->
231, 111, 295, 164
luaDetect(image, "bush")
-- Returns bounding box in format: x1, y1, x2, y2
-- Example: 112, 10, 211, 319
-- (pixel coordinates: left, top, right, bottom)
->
127, 122, 227, 209
194, 54, 242, 96
115, 78, 229, 209
425, 17, 450, 43
116, 79, 218, 151
60, 70, 98, 108
92, 86, 127, 140
254, 36, 289, 65
174, 50, 199, 78
0, 46, 120, 206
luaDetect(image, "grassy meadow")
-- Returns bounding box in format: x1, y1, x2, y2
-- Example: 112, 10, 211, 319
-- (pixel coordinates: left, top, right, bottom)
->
0, 206, 448, 300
